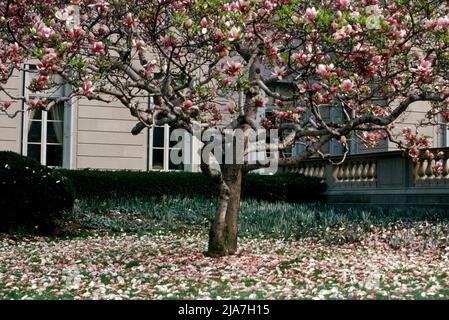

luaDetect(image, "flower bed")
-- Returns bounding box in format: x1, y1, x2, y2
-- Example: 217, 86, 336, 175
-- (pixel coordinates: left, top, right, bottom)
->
1, 226, 448, 300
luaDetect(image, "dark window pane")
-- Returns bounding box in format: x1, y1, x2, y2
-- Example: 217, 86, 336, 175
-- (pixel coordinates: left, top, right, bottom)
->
153, 127, 164, 148
47, 103, 65, 121
169, 152, 184, 171
28, 109, 42, 120
152, 148, 164, 170
169, 127, 183, 148
28, 121, 41, 143
47, 122, 64, 143
46, 144, 63, 167
27, 144, 41, 163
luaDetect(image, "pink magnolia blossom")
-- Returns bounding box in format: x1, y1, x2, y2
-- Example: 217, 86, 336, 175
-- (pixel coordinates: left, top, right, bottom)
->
424, 19, 438, 30
251, 96, 265, 108
264, 1, 274, 11
27, 98, 48, 111
340, 79, 355, 92
230, 0, 245, 12
225, 101, 236, 114
82, 80, 94, 95
125, 13, 137, 32
227, 27, 240, 42
200, 17, 208, 34
260, 117, 275, 129
334, 25, 353, 40
371, 56, 382, 65
182, 100, 193, 110
311, 83, 322, 92
214, 45, 229, 58
306, 7, 318, 22
437, 16, 449, 28
160, 36, 176, 49
134, 40, 145, 50
223, 61, 242, 77
38, 74, 49, 85
424, 149, 435, 160
68, 26, 85, 39
294, 107, 306, 114
417, 60, 432, 75
272, 66, 286, 80
91, 42, 105, 55
55, 7, 74, 23
1, 101, 12, 110
336, 0, 350, 10
316, 64, 334, 79
39, 26, 54, 38
291, 52, 308, 65
214, 29, 225, 41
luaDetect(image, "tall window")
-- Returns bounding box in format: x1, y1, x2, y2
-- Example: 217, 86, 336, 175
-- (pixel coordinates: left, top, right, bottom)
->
443, 123, 449, 147
329, 107, 344, 156
148, 124, 189, 171
22, 65, 71, 167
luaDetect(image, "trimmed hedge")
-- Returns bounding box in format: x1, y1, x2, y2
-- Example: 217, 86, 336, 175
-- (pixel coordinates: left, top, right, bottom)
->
243, 173, 326, 203
0, 151, 75, 234
59, 169, 326, 203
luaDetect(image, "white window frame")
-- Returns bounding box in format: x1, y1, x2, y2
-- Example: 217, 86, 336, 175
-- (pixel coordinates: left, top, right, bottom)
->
21, 65, 72, 168
442, 112, 449, 147
148, 123, 190, 172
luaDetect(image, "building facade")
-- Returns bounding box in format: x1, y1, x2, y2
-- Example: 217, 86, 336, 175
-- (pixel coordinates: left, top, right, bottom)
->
1, 68, 449, 173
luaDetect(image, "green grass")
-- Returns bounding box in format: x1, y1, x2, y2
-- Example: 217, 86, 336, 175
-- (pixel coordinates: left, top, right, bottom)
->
63, 196, 449, 249
2, 196, 448, 300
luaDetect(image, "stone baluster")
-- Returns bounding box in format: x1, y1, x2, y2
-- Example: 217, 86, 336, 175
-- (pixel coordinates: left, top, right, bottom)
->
417, 160, 426, 180
334, 166, 342, 182
344, 164, 351, 182
367, 161, 375, 181
354, 162, 362, 181
350, 162, 357, 181
318, 165, 325, 178
442, 159, 449, 178
425, 159, 433, 179
362, 162, 369, 181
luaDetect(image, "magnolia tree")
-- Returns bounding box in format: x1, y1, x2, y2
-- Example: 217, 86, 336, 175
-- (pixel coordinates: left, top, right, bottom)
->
1, 0, 449, 256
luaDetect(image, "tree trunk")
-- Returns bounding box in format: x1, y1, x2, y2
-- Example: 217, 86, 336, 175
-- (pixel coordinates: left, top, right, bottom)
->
207, 165, 242, 257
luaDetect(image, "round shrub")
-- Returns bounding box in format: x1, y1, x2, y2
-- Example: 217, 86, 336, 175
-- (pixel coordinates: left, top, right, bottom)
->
0, 151, 75, 234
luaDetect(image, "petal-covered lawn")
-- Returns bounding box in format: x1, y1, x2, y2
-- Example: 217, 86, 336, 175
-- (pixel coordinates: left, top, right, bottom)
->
1, 228, 448, 300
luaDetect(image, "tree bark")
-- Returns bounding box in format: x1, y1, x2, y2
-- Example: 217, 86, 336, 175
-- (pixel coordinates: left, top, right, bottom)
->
206, 164, 243, 257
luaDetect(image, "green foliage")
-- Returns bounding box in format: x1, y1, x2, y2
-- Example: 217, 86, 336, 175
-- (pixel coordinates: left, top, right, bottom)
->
58, 169, 326, 203
242, 173, 326, 203
0, 151, 75, 234
59, 169, 217, 200
67, 196, 449, 250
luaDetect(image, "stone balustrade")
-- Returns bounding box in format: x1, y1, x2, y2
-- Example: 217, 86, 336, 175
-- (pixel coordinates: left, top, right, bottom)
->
332, 159, 377, 187
285, 147, 449, 208
414, 150, 449, 186
296, 162, 325, 178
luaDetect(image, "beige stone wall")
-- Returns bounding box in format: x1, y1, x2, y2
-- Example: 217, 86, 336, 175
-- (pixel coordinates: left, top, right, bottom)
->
75, 97, 147, 170
0, 69, 148, 170
1, 69, 447, 170
388, 101, 444, 150
0, 71, 22, 153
